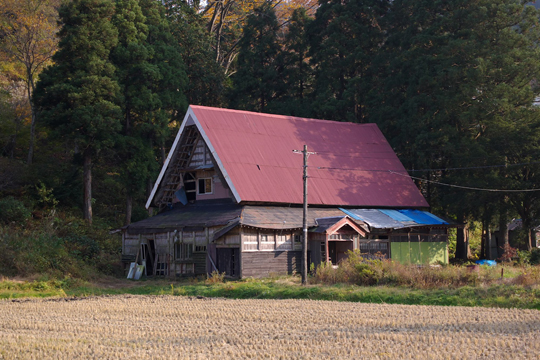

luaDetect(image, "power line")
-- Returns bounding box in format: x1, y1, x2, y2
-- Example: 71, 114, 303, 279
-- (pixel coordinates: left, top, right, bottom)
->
317, 160, 540, 173
389, 170, 540, 192
406, 161, 540, 172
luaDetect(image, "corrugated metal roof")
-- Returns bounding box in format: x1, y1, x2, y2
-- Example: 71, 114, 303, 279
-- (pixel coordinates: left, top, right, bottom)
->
189, 105, 428, 208
340, 208, 448, 229
241, 206, 345, 229
341, 208, 409, 229
126, 199, 242, 234
310, 216, 347, 233
397, 210, 447, 225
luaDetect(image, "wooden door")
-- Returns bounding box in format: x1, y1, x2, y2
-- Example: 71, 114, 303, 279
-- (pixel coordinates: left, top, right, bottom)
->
216, 248, 240, 277
328, 242, 337, 265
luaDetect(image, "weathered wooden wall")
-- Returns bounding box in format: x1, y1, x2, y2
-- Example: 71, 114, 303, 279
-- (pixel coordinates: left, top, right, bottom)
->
122, 226, 223, 277
241, 251, 301, 278
308, 239, 323, 266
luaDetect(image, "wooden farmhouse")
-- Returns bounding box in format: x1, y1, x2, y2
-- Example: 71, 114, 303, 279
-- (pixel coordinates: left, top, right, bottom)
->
122, 105, 453, 278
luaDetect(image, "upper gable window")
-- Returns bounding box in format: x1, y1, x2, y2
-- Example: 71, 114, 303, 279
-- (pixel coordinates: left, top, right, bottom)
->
198, 178, 213, 194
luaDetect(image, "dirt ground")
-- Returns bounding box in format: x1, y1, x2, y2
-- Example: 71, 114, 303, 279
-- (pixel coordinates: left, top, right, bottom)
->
1, 295, 539, 359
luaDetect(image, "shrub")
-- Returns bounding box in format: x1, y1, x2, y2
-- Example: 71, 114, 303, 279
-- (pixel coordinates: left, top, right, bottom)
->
530, 248, 540, 265
0, 197, 31, 224
311, 250, 530, 289
499, 243, 517, 262
63, 234, 101, 262
313, 250, 383, 286
206, 271, 226, 284
517, 250, 531, 265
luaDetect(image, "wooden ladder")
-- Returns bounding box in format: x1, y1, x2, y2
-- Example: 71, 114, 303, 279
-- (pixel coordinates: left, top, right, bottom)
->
154, 254, 169, 276
158, 125, 200, 209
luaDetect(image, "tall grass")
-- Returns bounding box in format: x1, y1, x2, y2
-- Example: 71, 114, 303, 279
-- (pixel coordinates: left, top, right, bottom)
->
312, 250, 540, 289
0, 213, 122, 279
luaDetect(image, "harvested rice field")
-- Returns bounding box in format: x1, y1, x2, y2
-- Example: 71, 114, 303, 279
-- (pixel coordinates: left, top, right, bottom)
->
0, 295, 539, 359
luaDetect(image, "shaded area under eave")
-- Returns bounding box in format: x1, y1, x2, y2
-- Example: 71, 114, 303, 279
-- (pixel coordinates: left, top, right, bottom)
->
126, 199, 242, 235
125, 200, 451, 237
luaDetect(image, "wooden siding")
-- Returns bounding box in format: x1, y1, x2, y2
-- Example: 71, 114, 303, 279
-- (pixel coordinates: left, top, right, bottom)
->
122, 226, 223, 277
240, 228, 303, 252
242, 228, 258, 251
241, 251, 301, 278
309, 240, 323, 266
189, 138, 211, 168
123, 233, 140, 256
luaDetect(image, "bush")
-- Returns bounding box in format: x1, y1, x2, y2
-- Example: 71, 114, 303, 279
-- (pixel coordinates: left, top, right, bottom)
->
63, 234, 101, 262
0, 212, 121, 280
206, 271, 226, 284
530, 248, 540, 265
313, 250, 383, 286
0, 196, 31, 224
517, 250, 531, 265
311, 250, 525, 289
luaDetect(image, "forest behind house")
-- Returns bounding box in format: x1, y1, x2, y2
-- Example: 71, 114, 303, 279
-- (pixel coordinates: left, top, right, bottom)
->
1, 0, 540, 279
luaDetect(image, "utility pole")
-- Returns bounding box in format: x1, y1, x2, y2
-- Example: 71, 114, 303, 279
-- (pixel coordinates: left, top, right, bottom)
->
293, 145, 316, 285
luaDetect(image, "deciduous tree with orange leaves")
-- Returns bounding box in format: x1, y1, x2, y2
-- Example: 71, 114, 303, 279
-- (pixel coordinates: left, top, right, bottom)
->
0, 0, 60, 164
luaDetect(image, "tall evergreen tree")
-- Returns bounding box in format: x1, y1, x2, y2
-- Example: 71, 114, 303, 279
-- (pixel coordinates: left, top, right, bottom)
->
34, 0, 121, 224
368, 0, 540, 257
112, 0, 154, 225
112, 0, 188, 224
308, 0, 390, 122
164, 0, 224, 107
229, 2, 283, 112
273, 7, 313, 117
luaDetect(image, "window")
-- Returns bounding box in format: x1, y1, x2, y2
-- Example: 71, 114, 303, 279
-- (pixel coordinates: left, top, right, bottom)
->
329, 234, 357, 240
198, 178, 212, 194
183, 172, 196, 202
358, 240, 389, 259
259, 233, 275, 251
294, 234, 301, 243
195, 245, 207, 252
175, 243, 193, 260
320, 242, 327, 261
276, 233, 292, 251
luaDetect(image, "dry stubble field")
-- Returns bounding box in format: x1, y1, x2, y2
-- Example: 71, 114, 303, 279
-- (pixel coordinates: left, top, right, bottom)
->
0, 295, 539, 359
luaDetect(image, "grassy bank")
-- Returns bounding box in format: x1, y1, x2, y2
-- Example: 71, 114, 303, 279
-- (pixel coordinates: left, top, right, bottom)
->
1, 276, 539, 310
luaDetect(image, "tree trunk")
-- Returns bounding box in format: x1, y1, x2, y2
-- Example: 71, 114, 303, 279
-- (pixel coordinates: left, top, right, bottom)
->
498, 206, 508, 259
455, 213, 468, 260
480, 222, 486, 260
161, 142, 166, 165
125, 192, 132, 226
466, 226, 472, 258
26, 73, 37, 165
83, 152, 93, 225
485, 223, 492, 260
522, 217, 533, 251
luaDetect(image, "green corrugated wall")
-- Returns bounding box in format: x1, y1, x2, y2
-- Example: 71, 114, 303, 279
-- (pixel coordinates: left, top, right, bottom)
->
390, 242, 448, 264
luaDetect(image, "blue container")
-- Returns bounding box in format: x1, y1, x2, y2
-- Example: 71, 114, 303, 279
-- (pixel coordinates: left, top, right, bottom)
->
475, 260, 497, 266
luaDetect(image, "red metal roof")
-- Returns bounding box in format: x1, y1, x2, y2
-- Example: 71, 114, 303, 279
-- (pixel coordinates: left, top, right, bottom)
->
190, 105, 428, 208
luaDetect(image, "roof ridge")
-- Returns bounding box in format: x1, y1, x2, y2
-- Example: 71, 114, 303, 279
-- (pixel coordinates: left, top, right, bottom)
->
190, 105, 378, 128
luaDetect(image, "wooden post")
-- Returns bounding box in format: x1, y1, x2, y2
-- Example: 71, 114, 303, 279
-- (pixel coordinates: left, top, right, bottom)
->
293, 145, 316, 285
302, 145, 308, 285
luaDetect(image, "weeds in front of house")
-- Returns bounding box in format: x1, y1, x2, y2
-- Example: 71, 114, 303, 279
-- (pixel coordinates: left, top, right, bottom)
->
312, 250, 540, 289
205, 271, 225, 284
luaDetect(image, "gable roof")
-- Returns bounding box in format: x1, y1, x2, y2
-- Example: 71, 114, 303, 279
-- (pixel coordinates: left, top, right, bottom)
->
147, 105, 428, 208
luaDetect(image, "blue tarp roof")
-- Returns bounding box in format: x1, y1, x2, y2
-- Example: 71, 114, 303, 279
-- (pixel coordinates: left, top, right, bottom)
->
339, 208, 448, 229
